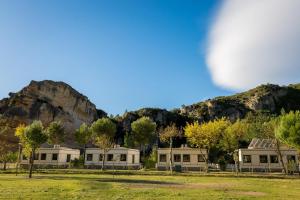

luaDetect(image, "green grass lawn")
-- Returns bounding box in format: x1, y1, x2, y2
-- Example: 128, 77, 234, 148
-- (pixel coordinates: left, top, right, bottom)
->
0, 171, 299, 200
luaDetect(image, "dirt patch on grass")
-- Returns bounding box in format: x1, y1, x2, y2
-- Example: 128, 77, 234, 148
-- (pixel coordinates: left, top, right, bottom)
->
234, 191, 266, 197
126, 182, 235, 190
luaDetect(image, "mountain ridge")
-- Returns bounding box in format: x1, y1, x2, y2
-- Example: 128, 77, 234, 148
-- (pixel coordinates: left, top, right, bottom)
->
1, 80, 300, 146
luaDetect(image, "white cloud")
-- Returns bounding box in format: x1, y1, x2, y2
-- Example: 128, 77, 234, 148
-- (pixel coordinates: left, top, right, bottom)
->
206, 0, 300, 90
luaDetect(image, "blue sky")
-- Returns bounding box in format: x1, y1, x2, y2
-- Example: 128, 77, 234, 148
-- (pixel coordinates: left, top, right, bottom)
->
0, 0, 231, 115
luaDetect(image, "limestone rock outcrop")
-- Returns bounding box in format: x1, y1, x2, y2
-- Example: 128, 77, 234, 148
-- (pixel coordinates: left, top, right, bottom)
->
0, 80, 106, 144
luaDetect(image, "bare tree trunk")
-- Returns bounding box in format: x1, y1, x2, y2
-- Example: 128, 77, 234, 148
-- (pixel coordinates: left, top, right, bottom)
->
169, 138, 173, 173
16, 144, 22, 176
141, 144, 146, 165
233, 151, 239, 174
29, 150, 35, 178
276, 139, 287, 174
200, 148, 209, 173
83, 144, 86, 169
3, 161, 6, 170
102, 150, 105, 171
205, 149, 209, 173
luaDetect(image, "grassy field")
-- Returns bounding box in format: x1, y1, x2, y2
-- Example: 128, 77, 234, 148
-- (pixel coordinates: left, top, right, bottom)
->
0, 171, 299, 199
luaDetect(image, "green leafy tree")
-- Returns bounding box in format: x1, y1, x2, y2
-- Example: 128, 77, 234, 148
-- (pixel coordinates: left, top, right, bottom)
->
124, 132, 134, 148
75, 123, 92, 162
159, 124, 181, 173
91, 118, 117, 170
91, 118, 117, 138
221, 120, 248, 172
222, 120, 248, 153
15, 121, 48, 178
46, 121, 65, 145
144, 147, 157, 169
276, 110, 300, 149
0, 152, 17, 170
243, 112, 276, 139
0, 126, 13, 170
185, 118, 231, 172
131, 117, 157, 163
276, 111, 300, 174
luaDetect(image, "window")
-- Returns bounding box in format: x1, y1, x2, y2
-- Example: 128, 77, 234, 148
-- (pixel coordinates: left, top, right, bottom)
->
120, 154, 127, 161
34, 153, 39, 160
86, 154, 93, 161
173, 154, 181, 162
243, 155, 252, 163
270, 155, 278, 163
183, 154, 190, 162
99, 154, 103, 161
41, 153, 47, 160
66, 154, 71, 162
198, 154, 205, 162
259, 155, 268, 163
287, 155, 296, 162
159, 154, 166, 162
52, 153, 58, 161
107, 154, 113, 161
132, 155, 135, 163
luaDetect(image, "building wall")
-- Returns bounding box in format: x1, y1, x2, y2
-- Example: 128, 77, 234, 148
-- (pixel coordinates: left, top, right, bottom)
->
238, 148, 299, 171
157, 148, 207, 170
21, 148, 80, 166
85, 148, 140, 167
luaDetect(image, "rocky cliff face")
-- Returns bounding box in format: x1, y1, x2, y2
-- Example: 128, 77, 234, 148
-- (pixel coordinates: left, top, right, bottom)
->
2, 80, 300, 147
0, 80, 106, 144
180, 84, 300, 121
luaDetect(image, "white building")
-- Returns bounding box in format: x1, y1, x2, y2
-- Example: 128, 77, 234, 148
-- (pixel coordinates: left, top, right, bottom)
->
21, 145, 80, 167
156, 145, 208, 171
85, 146, 140, 169
238, 139, 299, 172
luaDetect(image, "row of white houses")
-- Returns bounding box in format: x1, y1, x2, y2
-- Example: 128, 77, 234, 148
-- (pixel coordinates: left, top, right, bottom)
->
20, 139, 299, 172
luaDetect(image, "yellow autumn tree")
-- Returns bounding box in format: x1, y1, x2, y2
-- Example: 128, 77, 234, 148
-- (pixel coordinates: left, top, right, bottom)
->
184, 118, 231, 172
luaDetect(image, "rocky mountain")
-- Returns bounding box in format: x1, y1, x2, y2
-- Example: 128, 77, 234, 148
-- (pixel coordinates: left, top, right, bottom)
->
179, 83, 300, 121
2, 80, 300, 147
0, 80, 106, 145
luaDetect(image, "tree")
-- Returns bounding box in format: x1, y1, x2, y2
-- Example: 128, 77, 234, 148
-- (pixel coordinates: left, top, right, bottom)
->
276, 110, 300, 149
91, 118, 117, 138
94, 134, 114, 170
243, 112, 276, 139
91, 118, 117, 170
185, 118, 230, 172
75, 123, 92, 162
0, 141, 13, 170
15, 124, 26, 175
46, 121, 65, 145
276, 110, 300, 174
15, 121, 48, 178
0, 126, 14, 170
159, 124, 181, 173
124, 132, 134, 148
144, 147, 158, 169
221, 120, 248, 172
0, 152, 17, 170
131, 117, 157, 163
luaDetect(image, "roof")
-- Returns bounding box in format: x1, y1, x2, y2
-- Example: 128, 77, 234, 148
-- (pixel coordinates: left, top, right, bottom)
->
39, 144, 79, 151
86, 146, 139, 152
248, 138, 277, 149
247, 138, 295, 150
158, 147, 207, 152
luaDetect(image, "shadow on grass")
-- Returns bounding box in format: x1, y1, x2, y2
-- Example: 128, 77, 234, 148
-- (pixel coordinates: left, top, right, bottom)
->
32, 175, 180, 185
